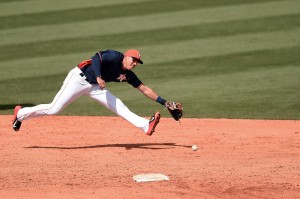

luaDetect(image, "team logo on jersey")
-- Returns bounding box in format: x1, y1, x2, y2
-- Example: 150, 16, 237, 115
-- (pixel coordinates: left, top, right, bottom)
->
117, 74, 127, 82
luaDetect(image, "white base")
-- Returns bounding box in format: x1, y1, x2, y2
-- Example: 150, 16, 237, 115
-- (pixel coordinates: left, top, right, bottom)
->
133, 173, 169, 182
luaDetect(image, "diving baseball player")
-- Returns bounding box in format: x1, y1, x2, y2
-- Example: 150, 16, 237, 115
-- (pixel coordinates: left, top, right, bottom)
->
12, 49, 182, 136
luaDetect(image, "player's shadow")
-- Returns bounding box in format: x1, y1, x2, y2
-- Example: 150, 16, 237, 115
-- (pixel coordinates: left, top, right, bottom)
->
0, 103, 35, 110
25, 143, 191, 150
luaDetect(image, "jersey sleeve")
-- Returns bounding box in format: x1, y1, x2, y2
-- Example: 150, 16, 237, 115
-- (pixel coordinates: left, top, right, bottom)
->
126, 71, 142, 88
91, 53, 102, 77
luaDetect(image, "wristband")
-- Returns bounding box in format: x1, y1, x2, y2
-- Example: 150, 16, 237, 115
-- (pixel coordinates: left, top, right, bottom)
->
156, 96, 167, 106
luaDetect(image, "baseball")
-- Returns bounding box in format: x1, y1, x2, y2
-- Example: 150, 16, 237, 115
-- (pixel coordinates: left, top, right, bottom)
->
192, 145, 198, 151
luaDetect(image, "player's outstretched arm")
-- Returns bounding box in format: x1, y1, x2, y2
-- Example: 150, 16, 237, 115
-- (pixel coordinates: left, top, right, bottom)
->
137, 84, 160, 102
138, 84, 183, 120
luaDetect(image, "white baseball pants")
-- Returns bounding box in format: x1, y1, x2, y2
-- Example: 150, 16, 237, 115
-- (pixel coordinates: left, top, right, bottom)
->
17, 67, 150, 133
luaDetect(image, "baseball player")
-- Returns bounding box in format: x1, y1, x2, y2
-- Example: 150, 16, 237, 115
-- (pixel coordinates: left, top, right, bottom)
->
12, 49, 171, 136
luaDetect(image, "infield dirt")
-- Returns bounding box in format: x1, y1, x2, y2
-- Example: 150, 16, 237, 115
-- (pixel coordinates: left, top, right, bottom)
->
1, 115, 299, 198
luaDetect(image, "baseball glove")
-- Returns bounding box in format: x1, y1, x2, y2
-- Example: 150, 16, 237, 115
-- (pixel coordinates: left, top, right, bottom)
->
165, 102, 183, 121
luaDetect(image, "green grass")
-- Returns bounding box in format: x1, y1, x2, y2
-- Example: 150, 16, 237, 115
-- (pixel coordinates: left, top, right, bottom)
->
1, 14, 299, 62
1, 0, 277, 30
0, 0, 300, 119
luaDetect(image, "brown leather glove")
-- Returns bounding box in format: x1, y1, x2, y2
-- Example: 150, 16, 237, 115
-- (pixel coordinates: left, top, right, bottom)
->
165, 102, 183, 121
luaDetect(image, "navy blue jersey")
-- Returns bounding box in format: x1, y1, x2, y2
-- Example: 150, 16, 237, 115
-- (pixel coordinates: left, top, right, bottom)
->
80, 50, 142, 88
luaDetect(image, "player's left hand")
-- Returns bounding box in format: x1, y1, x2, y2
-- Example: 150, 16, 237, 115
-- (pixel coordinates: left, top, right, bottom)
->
165, 101, 183, 121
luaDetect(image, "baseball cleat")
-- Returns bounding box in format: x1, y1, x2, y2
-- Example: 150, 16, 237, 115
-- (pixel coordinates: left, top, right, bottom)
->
12, 105, 22, 131
146, 112, 160, 136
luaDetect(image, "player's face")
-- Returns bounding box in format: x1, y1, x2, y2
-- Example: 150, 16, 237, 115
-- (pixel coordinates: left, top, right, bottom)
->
122, 56, 139, 70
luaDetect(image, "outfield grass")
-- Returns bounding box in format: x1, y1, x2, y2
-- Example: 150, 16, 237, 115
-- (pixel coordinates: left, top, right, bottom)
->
0, 0, 299, 119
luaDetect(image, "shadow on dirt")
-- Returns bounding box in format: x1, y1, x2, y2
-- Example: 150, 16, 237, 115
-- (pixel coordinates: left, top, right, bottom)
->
25, 143, 191, 150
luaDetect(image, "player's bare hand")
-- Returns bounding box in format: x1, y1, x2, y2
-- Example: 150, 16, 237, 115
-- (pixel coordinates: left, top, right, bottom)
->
97, 77, 106, 89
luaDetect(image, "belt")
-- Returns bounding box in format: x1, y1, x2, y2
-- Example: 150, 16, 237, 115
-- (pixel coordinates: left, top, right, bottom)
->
79, 72, 89, 83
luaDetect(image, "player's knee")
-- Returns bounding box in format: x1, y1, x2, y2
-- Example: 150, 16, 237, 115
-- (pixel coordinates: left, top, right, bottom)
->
48, 106, 63, 115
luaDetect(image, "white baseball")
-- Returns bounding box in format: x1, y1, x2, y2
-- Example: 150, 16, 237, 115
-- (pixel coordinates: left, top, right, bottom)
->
192, 145, 198, 151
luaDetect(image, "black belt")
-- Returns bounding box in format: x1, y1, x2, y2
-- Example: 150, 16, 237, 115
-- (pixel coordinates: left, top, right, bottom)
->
79, 72, 89, 83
